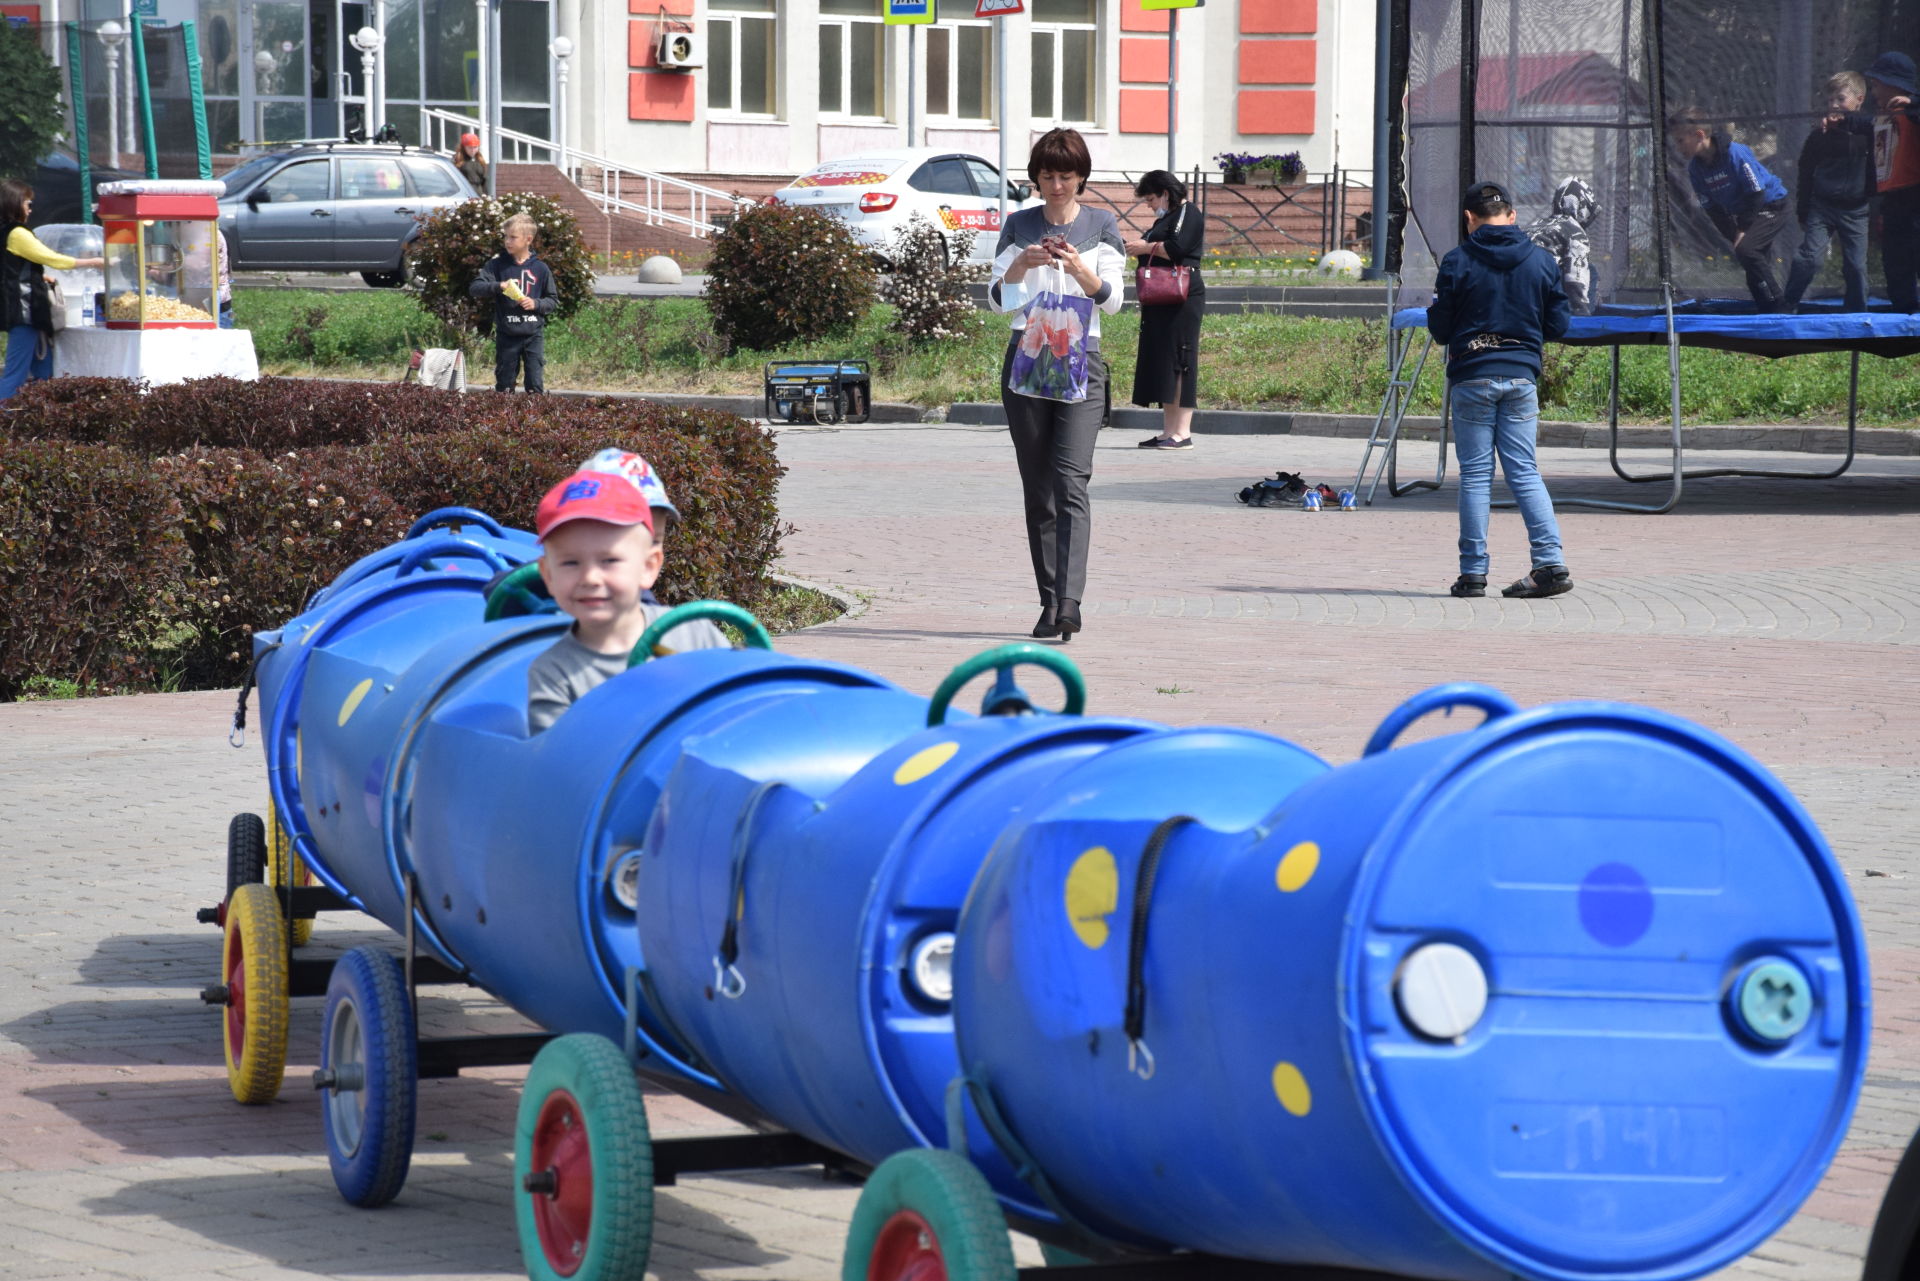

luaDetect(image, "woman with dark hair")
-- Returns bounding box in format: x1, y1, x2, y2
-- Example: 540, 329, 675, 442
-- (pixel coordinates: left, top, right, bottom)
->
988, 127, 1126, 642
1, 179, 105, 402
1125, 169, 1207, 448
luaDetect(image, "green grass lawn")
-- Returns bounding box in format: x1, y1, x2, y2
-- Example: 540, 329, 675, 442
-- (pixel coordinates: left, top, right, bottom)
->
233, 289, 1920, 426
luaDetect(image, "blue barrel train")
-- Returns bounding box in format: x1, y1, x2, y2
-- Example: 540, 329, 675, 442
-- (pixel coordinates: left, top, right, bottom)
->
204, 506, 1870, 1281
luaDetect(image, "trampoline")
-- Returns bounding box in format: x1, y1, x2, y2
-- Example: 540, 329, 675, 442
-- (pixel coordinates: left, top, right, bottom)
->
1356, 0, 1920, 513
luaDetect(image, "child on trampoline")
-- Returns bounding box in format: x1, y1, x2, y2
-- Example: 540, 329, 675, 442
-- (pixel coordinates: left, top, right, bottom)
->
1668, 108, 1792, 312
1784, 71, 1875, 313
525, 451, 728, 734
1525, 177, 1599, 315
1427, 180, 1573, 601
1867, 51, 1920, 313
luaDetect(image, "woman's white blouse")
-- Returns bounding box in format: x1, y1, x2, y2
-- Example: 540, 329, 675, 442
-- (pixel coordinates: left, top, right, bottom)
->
988, 207, 1127, 344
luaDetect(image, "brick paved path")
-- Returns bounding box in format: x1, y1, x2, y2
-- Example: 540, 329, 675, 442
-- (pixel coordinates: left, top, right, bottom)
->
2, 425, 1916, 1280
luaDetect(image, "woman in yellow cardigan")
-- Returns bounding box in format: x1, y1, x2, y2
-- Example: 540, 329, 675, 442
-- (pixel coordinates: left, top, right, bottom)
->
1, 178, 105, 401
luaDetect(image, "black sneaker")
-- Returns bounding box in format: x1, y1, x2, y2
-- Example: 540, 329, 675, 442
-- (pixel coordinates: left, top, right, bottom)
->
1501, 565, 1573, 598
1450, 574, 1487, 598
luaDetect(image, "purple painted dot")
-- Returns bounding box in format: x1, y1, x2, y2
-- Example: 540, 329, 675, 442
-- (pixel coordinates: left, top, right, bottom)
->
1578, 862, 1654, 948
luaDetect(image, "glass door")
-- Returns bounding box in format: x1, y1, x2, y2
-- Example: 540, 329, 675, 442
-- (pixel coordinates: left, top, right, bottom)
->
334, 0, 368, 138
242, 0, 311, 142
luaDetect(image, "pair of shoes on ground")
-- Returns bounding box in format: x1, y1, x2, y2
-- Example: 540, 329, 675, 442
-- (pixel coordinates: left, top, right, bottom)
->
1238, 471, 1307, 506
1450, 565, 1573, 599
1138, 435, 1194, 449
1031, 600, 1083, 642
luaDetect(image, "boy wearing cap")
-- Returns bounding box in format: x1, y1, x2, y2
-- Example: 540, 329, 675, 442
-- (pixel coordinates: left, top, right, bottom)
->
470, 213, 557, 394
526, 462, 728, 734
1427, 180, 1573, 600
1867, 52, 1920, 313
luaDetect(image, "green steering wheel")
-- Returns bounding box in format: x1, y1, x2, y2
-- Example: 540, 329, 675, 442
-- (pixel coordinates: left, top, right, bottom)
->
926, 643, 1087, 726
483, 563, 550, 622
628, 600, 774, 667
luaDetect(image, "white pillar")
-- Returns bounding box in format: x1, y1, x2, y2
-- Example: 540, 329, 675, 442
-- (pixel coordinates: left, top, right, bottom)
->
371, 0, 387, 131
549, 37, 572, 172
473, 0, 489, 165
99, 22, 125, 168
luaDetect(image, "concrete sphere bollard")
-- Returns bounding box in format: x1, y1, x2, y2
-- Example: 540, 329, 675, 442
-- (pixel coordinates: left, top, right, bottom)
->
1316, 249, 1365, 280
638, 255, 684, 285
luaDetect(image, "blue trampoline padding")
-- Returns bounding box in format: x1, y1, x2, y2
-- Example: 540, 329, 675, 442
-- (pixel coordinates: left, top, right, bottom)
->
1392, 306, 1920, 358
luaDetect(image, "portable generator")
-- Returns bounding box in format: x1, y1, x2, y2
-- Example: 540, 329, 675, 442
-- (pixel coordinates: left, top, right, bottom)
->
763, 359, 872, 425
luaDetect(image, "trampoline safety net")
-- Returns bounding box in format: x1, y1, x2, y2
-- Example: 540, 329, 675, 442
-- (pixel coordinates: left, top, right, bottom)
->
1392, 0, 1920, 310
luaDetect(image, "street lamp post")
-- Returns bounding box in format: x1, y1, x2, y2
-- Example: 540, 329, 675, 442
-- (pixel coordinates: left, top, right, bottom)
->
473, 0, 489, 183
548, 36, 572, 175
350, 26, 382, 136
98, 21, 125, 167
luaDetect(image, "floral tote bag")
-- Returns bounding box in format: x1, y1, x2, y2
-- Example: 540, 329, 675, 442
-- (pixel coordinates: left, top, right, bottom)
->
1006, 264, 1094, 403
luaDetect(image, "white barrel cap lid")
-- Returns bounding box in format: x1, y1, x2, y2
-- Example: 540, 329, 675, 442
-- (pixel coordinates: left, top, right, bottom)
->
1396, 942, 1488, 1041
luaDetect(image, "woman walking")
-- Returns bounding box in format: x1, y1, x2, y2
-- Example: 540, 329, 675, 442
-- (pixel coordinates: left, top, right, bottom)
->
454, 133, 489, 194
988, 128, 1126, 642
2, 179, 105, 402
1126, 170, 1207, 448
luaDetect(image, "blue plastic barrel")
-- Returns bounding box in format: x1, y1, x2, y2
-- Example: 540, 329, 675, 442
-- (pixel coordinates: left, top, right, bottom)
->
953, 687, 1868, 1281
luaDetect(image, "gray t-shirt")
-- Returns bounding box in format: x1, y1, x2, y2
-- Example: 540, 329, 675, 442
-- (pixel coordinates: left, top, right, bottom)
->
526, 605, 732, 733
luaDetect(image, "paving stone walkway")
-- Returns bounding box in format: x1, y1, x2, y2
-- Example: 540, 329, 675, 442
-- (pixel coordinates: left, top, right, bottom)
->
1, 424, 1915, 1280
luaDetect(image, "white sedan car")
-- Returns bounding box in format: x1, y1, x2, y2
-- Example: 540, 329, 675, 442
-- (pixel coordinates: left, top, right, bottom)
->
771, 147, 1039, 265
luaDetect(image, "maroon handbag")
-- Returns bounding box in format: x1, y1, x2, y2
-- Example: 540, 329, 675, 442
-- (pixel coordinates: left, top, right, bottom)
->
1134, 204, 1191, 305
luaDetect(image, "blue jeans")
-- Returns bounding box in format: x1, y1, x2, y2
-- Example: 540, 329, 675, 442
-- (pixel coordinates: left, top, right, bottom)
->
1, 324, 52, 402
1784, 198, 1869, 311
1450, 377, 1563, 576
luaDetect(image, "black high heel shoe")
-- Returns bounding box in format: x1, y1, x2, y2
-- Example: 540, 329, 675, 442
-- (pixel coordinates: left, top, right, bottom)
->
1055, 599, 1082, 641
1031, 606, 1059, 638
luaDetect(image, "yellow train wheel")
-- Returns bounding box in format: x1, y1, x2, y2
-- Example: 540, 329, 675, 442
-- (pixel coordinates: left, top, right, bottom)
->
268, 813, 315, 947
222, 883, 290, 1104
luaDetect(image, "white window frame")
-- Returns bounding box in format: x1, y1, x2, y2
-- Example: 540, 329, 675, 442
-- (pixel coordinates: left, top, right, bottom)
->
925, 17, 994, 124
819, 15, 889, 121
1030, 6, 1099, 128
707, 5, 779, 120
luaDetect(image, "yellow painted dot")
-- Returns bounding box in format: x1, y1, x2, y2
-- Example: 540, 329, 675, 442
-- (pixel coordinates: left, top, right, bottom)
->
337, 678, 375, 727
1272, 1062, 1312, 1116
893, 741, 960, 786
1064, 847, 1119, 949
1276, 841, 1320, 893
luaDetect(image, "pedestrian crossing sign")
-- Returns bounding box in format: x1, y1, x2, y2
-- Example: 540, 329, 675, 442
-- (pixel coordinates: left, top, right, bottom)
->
883, 0, 933, 22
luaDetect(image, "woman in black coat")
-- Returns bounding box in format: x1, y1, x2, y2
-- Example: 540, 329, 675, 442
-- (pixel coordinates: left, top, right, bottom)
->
1126, 170, 1206, 449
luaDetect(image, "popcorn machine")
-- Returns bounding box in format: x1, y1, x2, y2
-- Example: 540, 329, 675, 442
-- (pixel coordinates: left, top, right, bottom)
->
96, 181, 225, 329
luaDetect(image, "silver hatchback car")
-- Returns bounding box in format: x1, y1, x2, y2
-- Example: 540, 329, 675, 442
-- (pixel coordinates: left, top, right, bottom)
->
218, 143, 472, 287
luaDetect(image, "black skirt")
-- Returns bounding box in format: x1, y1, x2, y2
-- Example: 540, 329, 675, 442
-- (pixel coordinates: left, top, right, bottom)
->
1131, 286, 1205, 408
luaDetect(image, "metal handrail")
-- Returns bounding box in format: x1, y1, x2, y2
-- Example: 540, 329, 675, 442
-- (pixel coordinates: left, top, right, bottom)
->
420, 107, 749, 237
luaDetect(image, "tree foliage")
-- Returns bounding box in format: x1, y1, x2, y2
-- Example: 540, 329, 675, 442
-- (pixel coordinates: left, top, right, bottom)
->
0, 24, 66, 181
881, 215, 984, 346
406, 193, 594, 338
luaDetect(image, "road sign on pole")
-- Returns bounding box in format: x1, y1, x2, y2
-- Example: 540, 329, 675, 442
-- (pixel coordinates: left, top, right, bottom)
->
883, 0, 933, 23
1139, 0, 1202, 170
975, 0, 1022, 16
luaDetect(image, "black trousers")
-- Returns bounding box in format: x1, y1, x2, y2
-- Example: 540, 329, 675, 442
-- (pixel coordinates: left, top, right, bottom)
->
495, 328, 545, 393
1730, 199, 1789, 312
1003, 342, 1108, 608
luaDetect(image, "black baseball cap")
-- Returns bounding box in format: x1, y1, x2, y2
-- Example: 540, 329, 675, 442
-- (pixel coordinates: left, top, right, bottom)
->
1462, 180, 1514, 213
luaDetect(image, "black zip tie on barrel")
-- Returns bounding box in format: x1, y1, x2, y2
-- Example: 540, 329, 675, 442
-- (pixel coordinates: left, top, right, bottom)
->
1123, 814, 1198, 1080
713, 778, 785, 999
229, 642, 280, 747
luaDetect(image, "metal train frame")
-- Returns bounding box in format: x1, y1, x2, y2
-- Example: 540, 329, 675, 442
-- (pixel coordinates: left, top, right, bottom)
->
198, 506, 1873, 1281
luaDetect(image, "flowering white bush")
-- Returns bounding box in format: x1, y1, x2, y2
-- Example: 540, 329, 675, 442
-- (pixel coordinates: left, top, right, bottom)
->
881, 216, 985, 347
705, 203, 877, 351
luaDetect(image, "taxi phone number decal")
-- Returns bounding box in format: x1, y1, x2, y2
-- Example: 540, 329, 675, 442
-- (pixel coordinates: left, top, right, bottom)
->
938, 205, 1002, 232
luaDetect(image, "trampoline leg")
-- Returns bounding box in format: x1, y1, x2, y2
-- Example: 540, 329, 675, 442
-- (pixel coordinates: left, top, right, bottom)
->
1387, 385, 1449, 498
1606, 344, 1861, 489
1552, 330, 1686, 514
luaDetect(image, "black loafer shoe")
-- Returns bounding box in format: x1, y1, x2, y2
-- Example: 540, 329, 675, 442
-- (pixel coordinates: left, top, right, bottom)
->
1137, 436, 1171, 448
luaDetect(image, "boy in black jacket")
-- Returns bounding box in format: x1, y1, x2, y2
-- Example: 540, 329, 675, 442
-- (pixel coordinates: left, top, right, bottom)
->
469, 213, 557, 393
1428, 180, 1573, 600
1785, 71, 1875, 312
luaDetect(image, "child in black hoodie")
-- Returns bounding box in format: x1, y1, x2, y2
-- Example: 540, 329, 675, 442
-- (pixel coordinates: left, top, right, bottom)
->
1785, 71, 1875, 312
469, 213, 557, 393
1427, 180, 1573, 600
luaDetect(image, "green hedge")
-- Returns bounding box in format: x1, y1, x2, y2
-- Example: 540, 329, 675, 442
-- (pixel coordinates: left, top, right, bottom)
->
0, 378, 785, 700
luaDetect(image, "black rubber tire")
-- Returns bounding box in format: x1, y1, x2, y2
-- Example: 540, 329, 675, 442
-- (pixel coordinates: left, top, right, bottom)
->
321, 946, 417, 1208
1865, 1121, 1920, 1281
361, 264, 407, 288
515, 1034, 653, 1281
841, 1149, 1015, 1281
227, 813, 266, 898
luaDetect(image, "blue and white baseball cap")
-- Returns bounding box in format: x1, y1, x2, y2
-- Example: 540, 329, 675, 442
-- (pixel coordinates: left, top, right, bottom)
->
578, 449, 680, 524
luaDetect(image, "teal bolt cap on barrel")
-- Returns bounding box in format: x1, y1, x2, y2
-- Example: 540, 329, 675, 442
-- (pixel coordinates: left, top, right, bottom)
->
1735, 957, 1816, 1043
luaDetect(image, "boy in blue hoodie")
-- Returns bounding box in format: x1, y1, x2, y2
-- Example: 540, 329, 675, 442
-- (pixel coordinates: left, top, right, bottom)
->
1669, 108, 1792, 312
1427, 180, 1573, 600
